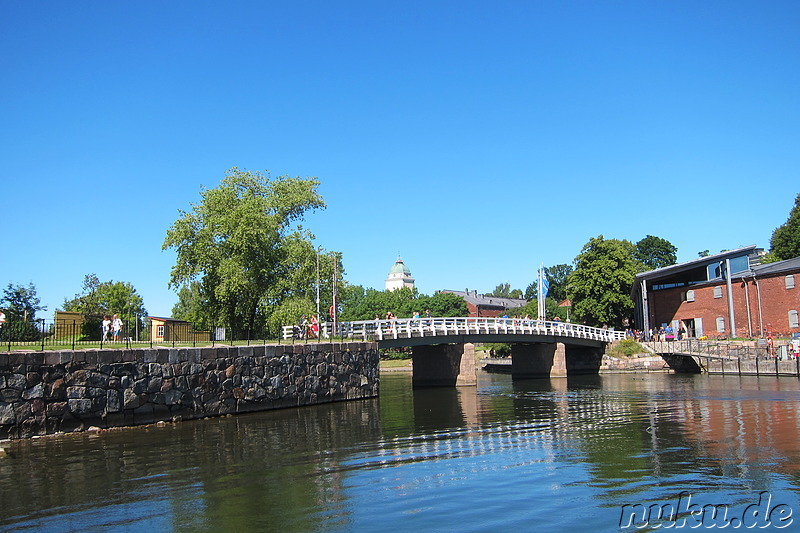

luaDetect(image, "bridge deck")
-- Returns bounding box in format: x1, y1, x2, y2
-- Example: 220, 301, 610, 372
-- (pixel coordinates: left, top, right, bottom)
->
283, 317, 624, 347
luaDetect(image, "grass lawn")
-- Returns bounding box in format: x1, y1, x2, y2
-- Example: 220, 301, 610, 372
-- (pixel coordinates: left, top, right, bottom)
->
380, 358, 412, 369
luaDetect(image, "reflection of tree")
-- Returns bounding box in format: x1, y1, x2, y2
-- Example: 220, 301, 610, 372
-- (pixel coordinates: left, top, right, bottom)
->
0, 398, 382, 531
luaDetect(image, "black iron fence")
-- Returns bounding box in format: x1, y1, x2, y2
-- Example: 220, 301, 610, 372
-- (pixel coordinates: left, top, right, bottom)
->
0, 318, 284, 352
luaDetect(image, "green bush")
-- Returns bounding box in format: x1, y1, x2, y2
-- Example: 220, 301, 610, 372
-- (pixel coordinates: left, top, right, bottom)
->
608, 339, 644, 357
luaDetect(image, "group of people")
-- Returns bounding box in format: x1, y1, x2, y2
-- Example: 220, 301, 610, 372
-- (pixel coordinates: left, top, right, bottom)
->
626, 325, 688, 342
101, 314, 124, 342
295, 315, 320, 339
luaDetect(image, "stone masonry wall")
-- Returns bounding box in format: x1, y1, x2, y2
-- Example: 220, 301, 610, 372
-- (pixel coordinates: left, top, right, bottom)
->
0, 342, 379, 439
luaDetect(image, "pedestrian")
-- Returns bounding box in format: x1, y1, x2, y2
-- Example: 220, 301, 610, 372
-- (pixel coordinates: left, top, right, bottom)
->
101, 315, 111, 341
111, 314, 123, 342
311, 315, 319, 338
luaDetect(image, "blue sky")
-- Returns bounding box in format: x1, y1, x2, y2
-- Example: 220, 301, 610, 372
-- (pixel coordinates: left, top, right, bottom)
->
2, 1, 799, 317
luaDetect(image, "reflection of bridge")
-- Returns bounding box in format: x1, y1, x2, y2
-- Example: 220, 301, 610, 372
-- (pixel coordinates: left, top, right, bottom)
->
283, 318, 625, 387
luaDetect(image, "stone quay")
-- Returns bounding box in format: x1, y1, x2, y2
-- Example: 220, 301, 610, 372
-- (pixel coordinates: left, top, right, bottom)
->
0, 342, 379, 439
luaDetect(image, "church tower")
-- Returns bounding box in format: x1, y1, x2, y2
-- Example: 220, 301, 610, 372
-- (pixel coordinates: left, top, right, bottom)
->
385, 256, 415, 291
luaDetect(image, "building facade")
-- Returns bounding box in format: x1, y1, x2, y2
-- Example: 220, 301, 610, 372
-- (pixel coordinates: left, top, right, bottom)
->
441, 290, 527, 318
385, 257, 415, 291
632, 246, 800, 338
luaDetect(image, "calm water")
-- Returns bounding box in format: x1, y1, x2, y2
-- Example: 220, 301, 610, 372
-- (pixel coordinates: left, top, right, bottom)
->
1, 371, 800, 532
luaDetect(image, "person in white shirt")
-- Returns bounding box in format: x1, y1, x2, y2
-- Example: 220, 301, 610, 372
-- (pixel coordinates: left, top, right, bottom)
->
111, 314, 123, 342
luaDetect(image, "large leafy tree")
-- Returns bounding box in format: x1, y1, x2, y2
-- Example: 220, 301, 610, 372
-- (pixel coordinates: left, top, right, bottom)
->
634, 235, 678, 270
163, 168, 326, 336
769, 193, 800, 261
1, 282, 46, 341
568, 236, 639, 328
62, 274, 147, 339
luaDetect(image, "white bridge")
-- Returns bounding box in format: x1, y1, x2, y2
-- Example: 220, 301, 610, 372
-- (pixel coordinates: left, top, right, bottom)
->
283, 317, 625, 348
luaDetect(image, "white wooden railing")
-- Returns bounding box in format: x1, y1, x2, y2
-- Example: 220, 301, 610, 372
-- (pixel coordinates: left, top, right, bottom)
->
282, 317, 625, 343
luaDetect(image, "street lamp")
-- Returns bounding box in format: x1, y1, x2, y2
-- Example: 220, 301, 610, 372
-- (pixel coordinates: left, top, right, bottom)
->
315, 246, 321, 320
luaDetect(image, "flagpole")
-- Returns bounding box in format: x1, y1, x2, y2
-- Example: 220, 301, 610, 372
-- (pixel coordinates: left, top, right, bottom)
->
537, 263, 545, 320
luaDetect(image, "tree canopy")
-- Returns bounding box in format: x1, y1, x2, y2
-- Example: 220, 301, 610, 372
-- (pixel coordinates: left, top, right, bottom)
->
339, 286, 468, 321
162, 168, 326, 336
769, 193, 800, 261
2, 282, 45, 322
634, 235, 677, 270
1, 282, 46, 341
490, 283, 523, 299
568, 236, 638, 328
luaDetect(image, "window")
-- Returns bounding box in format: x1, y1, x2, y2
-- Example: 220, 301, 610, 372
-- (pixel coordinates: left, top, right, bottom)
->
728, 255, 750, 275
684, 290, 695, 302
790, 310, 799, 329
716, 316, 726, 333
157, 325, 165, 337
787, 275, 795, 290
713, 286, 723, 299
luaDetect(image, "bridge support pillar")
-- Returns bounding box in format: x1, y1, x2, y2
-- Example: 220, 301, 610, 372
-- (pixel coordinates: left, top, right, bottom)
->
564, 345, 605, 375
510, 343, 604, 378
511, 343, 566, 378
412, 343, 476, 387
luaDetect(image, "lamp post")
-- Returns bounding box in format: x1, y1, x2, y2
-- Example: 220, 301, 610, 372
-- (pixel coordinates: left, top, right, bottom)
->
315, 246, 321, 320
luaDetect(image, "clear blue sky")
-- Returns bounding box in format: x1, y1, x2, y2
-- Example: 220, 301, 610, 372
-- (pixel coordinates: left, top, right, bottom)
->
2, 1, 798, 317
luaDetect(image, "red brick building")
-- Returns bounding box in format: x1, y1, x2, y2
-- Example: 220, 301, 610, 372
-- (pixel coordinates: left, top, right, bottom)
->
632, 246, 800, 338
440, 290, 527, 318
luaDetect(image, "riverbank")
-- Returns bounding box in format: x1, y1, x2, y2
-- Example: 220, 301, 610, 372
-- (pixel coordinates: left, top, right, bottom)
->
380, 359, 412, 372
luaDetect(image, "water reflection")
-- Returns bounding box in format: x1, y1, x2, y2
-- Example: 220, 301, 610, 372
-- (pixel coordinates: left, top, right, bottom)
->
1, 372, 799, 531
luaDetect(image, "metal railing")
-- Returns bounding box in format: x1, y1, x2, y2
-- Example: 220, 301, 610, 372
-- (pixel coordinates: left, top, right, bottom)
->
644, 339, 796, 360
282, 317, 626, 344
0, 318, 284, 353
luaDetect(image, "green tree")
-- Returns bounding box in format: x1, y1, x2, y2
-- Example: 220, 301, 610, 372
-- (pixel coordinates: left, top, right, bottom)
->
523, 264, 573, 302
2, 282, 46, 321
1, 282, 46, 341
339, 287, 468, 321
544, 264, 574, 302
172, 281, 210, 329
568, 236, 639, 328
62, 274, 147, 339
490, 283, 522, 299
504, 298, 562, 321
163, 168, 326, 337
769, 193, 800, 261
417, 291, 469, 317
634, 235, 678, 270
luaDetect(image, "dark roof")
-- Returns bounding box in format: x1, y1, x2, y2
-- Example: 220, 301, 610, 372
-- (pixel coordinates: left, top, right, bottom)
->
441, 290, 527, 309
634, 245, 759, 283
752, 256, 800, 277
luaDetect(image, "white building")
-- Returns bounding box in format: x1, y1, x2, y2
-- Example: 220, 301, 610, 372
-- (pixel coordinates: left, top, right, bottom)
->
385, 256, 415, 291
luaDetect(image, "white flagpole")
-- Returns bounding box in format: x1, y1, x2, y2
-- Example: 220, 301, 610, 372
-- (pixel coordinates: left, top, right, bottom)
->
537, 263, 545, 320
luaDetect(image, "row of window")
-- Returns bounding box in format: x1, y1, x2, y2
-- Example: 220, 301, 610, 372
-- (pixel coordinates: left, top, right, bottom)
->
683, 275, 796, 302
715, 311, 800, 332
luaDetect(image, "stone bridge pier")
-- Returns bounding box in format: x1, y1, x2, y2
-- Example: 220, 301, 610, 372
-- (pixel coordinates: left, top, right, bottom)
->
511, 342, 604, 378
411, 343, 477, 387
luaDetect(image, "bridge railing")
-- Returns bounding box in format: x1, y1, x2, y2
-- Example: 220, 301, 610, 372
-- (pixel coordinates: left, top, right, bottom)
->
282, 317, 625, 343
644, 339, 780, 360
